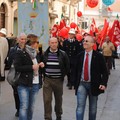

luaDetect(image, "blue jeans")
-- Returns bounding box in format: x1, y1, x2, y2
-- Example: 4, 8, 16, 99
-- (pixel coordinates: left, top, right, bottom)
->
76, 82, 98, 120
18, 84, 40, 120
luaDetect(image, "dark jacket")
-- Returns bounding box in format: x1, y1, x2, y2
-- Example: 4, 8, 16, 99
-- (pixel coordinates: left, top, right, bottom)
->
14, 49, 43, 87
7, 44, 19, 68
43, 48, 70, 80
62, 39, 80, 63
75, 50, 108, 96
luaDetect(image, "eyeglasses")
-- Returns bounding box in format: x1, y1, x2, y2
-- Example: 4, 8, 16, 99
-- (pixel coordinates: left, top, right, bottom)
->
83, 40, 89, 43
83, 40, 94, 43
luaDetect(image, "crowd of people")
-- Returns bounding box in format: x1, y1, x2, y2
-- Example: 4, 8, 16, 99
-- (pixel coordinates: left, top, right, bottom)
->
0, 27, 119, 120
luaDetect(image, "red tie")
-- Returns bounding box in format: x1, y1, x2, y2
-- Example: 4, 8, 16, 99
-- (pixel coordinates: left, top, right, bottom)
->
84, 53, 89, 81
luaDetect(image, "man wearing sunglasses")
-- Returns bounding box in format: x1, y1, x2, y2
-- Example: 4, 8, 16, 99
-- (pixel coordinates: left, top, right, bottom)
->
75, 35, 108, 120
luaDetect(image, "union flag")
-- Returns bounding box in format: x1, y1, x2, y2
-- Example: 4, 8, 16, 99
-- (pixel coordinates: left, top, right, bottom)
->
89, 18, 98, 36
108, 20, 120, 46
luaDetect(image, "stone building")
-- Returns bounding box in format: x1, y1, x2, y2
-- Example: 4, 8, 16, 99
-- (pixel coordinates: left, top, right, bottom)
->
0, 0, 78, 37
0, 0, 17, 36
78, 0, 120, 31
0, 0, 120, 37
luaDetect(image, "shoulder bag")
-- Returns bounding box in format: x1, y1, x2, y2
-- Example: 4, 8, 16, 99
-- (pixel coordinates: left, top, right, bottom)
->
7, 64, 20, 86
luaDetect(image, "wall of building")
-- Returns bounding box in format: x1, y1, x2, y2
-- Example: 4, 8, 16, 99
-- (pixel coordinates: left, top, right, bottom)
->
78, 0, 120, 31
0, 0, 17, 37
0, 0, 120, 36
49, 0, 77, 27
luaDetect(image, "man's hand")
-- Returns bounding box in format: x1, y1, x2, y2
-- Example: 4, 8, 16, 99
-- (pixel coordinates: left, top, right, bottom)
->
39, 62, 44, 68
99, 85, 106, 90
32, 64, 39, 70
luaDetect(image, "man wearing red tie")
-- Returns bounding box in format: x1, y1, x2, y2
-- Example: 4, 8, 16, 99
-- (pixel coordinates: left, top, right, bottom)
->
75, 35, 108, 120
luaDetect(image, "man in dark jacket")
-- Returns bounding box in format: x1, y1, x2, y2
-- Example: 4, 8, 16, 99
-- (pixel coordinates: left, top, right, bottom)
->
43, 37, 70, 120
7, 33, 27, 117
75, 35, 108, 120
62, 28, 80, 89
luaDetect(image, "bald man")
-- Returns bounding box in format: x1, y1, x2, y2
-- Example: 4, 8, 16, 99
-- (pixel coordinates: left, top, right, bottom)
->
75, 35, 108, 120
43, 37, 70, 120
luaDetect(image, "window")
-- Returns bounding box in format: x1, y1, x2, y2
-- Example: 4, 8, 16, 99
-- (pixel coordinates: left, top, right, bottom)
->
81, 22, 88, 29
0, 3, 5, 28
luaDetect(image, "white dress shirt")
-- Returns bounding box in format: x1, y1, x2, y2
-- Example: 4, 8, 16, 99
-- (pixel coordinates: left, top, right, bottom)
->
81, 50, 93, 82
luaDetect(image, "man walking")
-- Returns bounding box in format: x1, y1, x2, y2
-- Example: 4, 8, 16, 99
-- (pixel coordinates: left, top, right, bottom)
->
7, 33, 27, 117
0, 28, 8, 81
63, 28, 80, 89
102, 36, 115, 74
43, 37, 70, 120
75, 35, 108, 120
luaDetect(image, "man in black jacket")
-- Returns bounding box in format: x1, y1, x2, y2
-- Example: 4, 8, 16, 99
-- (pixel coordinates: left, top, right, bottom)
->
7, 33, 27, 117
43, 37, 70, 120
75, 35, 108, 120
62, 28, 80, 89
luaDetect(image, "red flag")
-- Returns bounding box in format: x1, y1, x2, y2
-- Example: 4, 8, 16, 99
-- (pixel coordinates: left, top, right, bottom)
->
89, 18, 98, 36
108, 20, 120, 46
75, 26, 81, 33
98, 19, 109, 45
51, 24, 59, 37
59, 19, 66, 30
93, 43, 97, 51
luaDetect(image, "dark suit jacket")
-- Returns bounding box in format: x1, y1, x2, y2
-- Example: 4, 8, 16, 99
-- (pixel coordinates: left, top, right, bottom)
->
75, 50, 108, 96
62, 39, 80, 64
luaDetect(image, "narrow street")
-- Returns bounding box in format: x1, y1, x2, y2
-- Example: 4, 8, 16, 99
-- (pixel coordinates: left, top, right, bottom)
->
0, 59, 120, 120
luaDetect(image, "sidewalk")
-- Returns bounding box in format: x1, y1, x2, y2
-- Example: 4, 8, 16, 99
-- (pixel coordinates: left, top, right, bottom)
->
0, 59, 120, 120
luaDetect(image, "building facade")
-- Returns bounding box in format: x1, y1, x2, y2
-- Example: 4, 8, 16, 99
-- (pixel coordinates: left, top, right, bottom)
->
0, 0, 78, 37
0, 0, 120, 37
0, 0, 17, 36
78, 0, 120, 31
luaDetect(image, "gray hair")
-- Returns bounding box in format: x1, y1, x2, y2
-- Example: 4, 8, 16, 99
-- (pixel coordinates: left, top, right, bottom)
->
17, 33, 27, 39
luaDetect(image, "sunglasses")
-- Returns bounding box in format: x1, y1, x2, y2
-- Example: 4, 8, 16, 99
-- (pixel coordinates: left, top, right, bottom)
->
83, 40, 89, 43
83, 40, 94, 43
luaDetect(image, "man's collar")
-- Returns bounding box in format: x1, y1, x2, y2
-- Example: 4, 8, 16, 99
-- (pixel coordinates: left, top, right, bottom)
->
49, 48, 58, 53
85, 50, 93, 55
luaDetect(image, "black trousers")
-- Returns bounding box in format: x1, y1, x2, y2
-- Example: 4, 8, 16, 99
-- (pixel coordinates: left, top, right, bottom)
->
12, 86, 20, 111
112, 57, 115, 68
104, 56, 112, 74
67, 62, 76, 87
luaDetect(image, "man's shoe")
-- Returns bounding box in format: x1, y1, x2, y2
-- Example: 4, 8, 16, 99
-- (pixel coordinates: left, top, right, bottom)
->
15, 111, 19, 117
66, 83, 70, 87
0, 76, 5, 81
68, 86, 72, 90
56, 116, 61, 120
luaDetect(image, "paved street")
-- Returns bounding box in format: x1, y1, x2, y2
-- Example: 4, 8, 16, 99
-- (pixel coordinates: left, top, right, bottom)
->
0, 59, 120, 120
